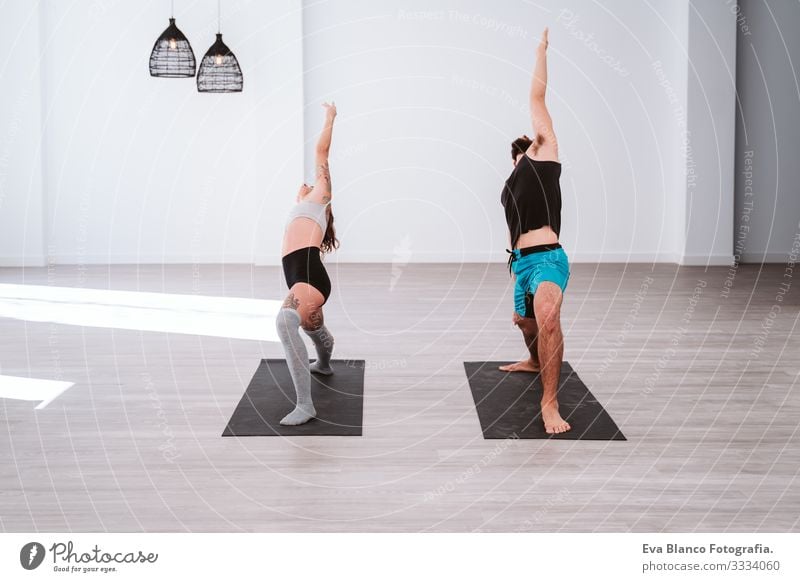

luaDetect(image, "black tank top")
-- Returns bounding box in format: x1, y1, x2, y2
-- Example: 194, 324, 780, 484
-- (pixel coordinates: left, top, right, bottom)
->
501, 155, 562, 249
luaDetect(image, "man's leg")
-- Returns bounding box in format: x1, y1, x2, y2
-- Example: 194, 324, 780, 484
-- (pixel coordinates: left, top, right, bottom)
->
533, 281, 571, 434
499, 308, 541, 372
500, 276, 541, 372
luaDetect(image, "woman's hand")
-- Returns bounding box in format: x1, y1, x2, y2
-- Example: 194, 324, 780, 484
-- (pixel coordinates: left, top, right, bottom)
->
322, 101, 337, 121
314, 102, 336, 194
538, 27, 549, 52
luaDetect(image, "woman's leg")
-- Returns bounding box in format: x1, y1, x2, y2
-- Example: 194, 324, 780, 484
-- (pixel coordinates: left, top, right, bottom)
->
302, 308, 335, 375
275, 283, 325, 425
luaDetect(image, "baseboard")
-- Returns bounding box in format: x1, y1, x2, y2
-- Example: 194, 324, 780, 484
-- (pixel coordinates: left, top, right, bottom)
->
1, 251, 744, 267
315, 250, 685, 264
0, 255, 46, 267
680, 253, 735, 266
740, 252, 793, 264
19, 253, 258, 266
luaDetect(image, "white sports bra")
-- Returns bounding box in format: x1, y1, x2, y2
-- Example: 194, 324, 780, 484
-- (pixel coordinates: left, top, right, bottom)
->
285, 200, 329, 232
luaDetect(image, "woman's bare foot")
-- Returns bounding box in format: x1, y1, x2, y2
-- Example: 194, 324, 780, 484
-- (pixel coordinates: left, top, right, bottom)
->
499, 358, 540, 373
541, 402, 571, 434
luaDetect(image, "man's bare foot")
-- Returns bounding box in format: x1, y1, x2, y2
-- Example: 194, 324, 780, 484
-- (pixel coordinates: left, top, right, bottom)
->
499, 358, 540, 373
541, 402, 571, 434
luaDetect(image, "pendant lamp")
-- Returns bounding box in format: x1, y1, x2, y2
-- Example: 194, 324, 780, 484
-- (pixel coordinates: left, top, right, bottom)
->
149, 1, 196, 78
197, 0, 243, 93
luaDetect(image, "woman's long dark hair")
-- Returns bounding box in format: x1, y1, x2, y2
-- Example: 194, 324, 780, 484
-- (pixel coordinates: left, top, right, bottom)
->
320, 205, 339, 254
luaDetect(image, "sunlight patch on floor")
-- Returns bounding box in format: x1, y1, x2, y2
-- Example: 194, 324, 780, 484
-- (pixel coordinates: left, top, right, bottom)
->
0, 284, 281, 341
0, 375, 74, 409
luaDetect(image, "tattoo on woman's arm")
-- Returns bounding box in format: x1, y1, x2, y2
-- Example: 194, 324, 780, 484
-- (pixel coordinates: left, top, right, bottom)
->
317, 163, 331, 185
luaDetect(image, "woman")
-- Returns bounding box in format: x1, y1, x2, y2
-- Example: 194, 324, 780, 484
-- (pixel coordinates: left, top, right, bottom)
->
276, 102, 339, 426
499, 28, 572, 434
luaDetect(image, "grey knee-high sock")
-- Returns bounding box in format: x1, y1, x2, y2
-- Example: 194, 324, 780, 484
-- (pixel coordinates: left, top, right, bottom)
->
304, 325, 334, 375
275, 308, 315, 425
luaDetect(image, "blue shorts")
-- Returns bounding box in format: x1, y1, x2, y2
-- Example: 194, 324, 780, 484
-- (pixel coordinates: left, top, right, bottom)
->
510, 246, 570, 318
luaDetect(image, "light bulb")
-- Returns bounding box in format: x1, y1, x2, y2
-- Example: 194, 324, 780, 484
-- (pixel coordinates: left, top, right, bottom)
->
168, 38, 177, 50
214, 54, 223, 65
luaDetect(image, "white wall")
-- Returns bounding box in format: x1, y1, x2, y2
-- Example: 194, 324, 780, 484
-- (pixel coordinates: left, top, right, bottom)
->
303, 0, 692, 263
735, 0, 800, 263
39, 0, 303, 266
0, 1, 45, 267
682, 0, 737, 266
0, 1, 745, 266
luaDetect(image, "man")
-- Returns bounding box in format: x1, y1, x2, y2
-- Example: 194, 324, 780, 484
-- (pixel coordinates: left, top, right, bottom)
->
499, 28, 572, 434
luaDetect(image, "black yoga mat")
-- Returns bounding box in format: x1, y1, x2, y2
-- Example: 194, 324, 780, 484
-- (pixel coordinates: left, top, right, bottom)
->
223, 359, 364, 436
464, 361, 625, 440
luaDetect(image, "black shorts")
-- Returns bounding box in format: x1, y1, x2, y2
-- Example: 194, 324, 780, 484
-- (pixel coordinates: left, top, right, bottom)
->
281, 246, 331, 303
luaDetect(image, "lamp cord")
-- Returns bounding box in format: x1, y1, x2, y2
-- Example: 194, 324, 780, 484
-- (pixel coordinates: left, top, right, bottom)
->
171, 0, 174, 18
218, 0, 221, 33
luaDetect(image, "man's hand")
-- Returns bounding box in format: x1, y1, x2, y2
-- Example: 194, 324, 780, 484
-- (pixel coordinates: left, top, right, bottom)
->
322, 101, 337, 121
538, 27, 549, 52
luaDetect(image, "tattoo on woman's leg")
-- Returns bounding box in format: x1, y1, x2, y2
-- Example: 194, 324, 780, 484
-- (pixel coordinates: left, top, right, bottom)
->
283, 292, 299, 310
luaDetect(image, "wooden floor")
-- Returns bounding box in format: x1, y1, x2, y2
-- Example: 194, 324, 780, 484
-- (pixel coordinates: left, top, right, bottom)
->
1, 262, 798, 532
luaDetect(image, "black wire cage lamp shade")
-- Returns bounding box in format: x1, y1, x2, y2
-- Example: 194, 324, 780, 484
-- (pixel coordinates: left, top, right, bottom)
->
197, 33, 243, 93
149, 17, 196, 78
